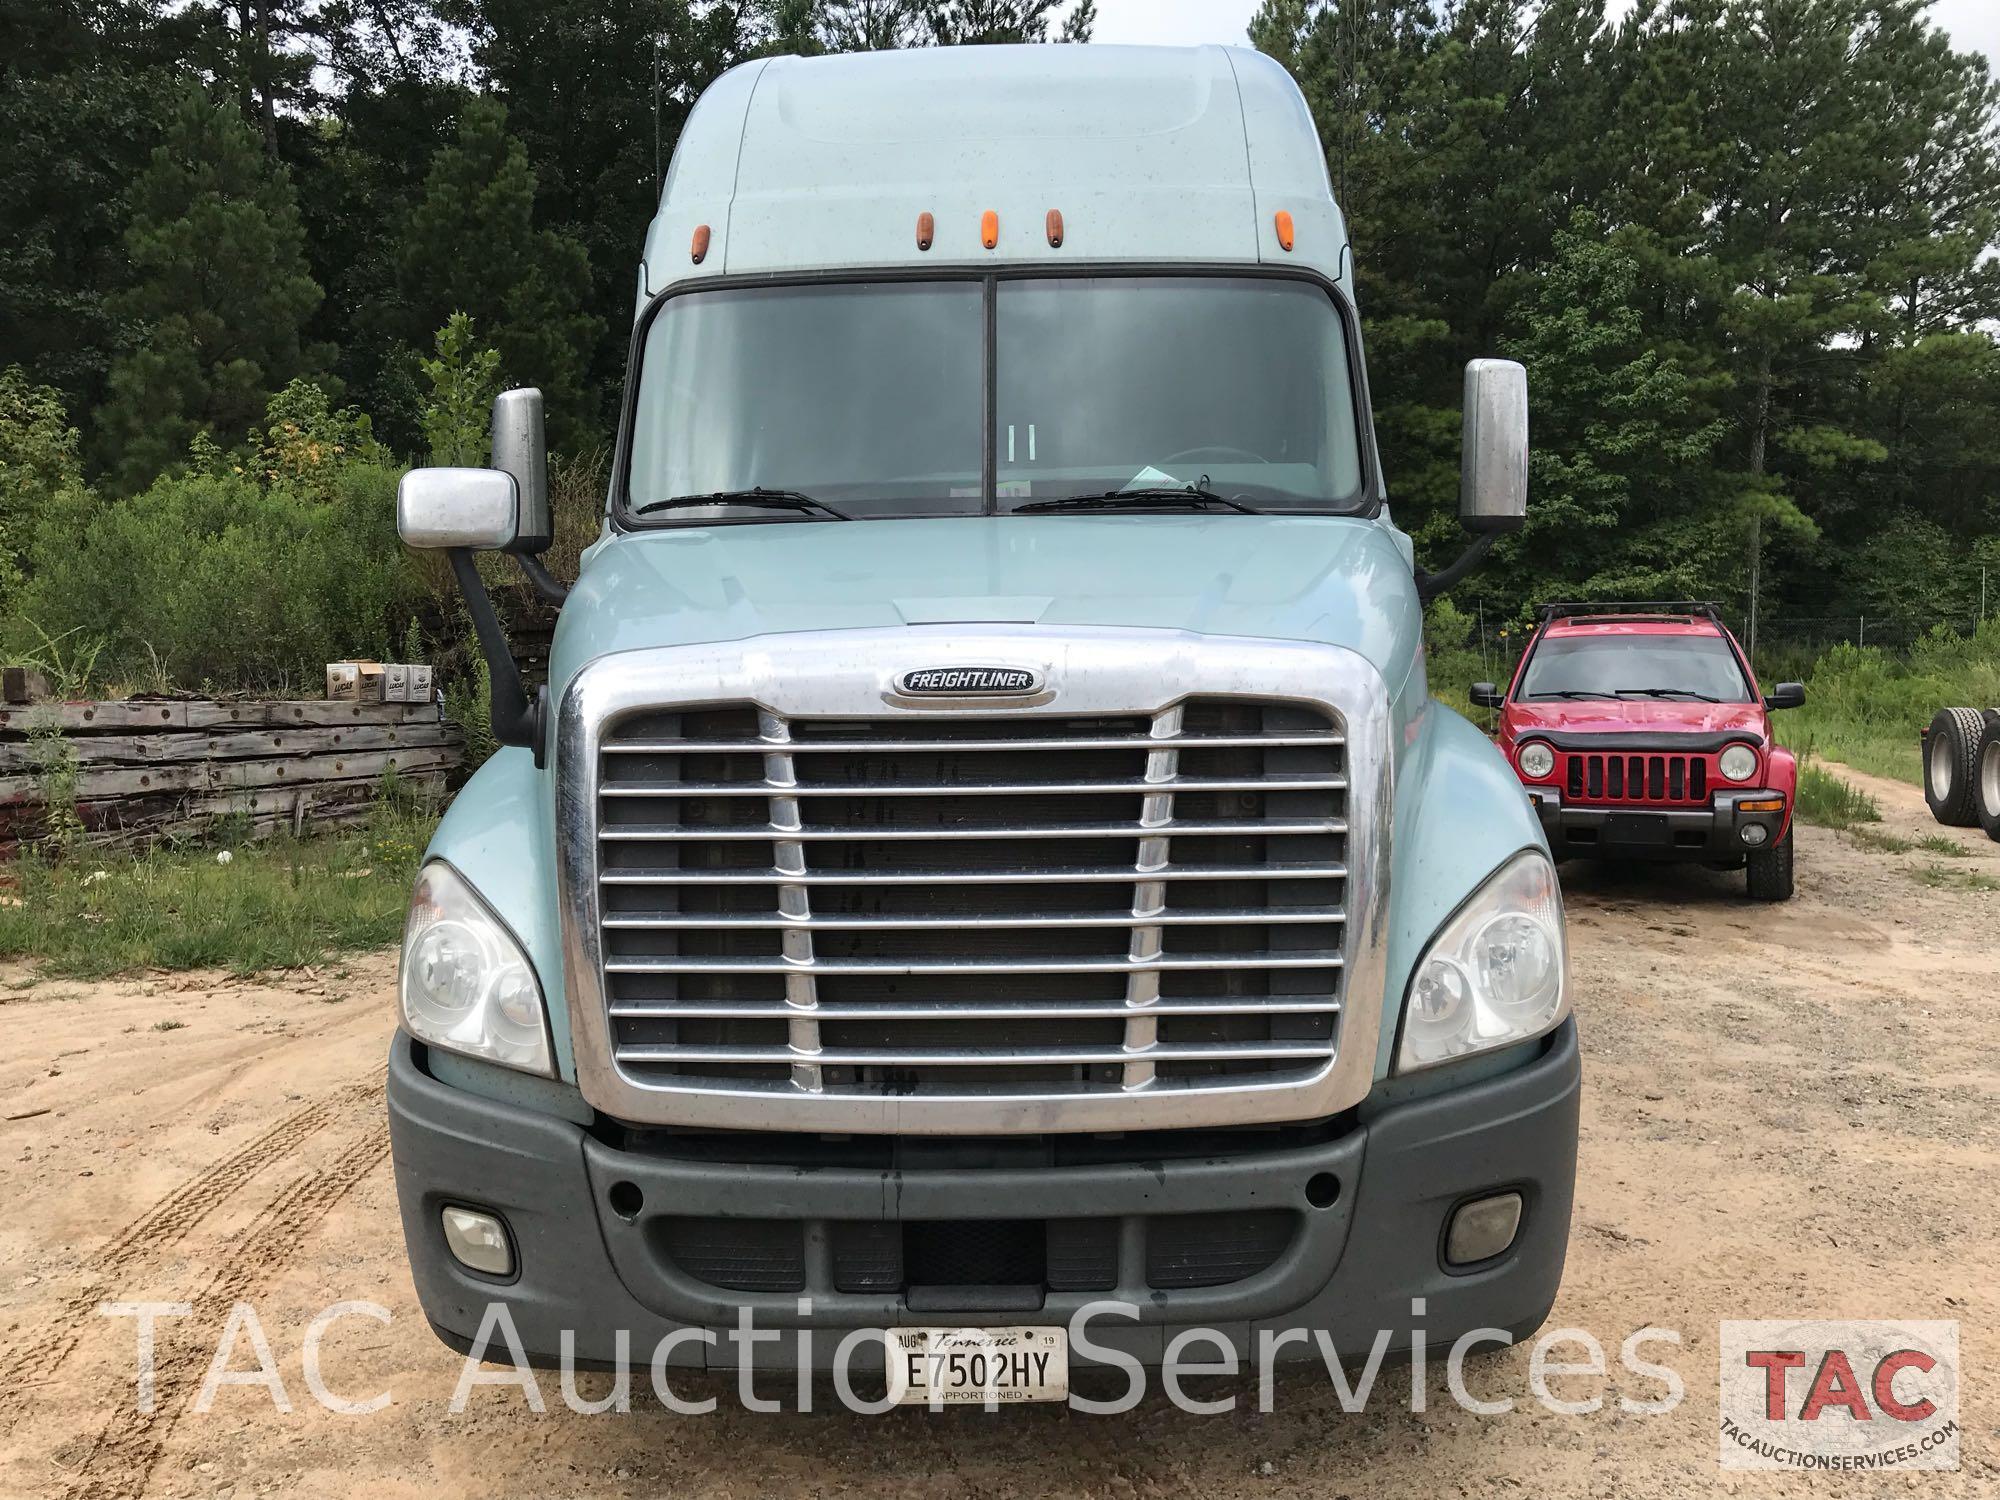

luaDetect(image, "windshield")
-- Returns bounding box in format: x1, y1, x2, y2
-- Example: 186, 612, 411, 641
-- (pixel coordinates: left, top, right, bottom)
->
622, 275, 1367, 521
1518, 635, 1754, 703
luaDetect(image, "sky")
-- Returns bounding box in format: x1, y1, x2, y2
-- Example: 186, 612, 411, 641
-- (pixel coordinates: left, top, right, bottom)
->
1067, 0, 2000, 71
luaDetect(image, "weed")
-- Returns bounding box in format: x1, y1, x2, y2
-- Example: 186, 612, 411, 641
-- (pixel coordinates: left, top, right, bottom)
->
0, 810, 435, 979
1846, 826, 1913, 855
1910, 864, 2000, 893
1915, 834, 1970, 858
24, 707, 84, 857
1795, 762, 1881, 829
151, 1019, 186, 1031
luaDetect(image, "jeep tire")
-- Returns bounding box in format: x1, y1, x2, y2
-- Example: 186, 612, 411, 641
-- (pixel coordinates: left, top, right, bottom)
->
1746, 825, 1795, 901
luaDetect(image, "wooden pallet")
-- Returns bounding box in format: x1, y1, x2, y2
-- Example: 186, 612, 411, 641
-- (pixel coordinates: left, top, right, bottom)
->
0, 696, 464, 852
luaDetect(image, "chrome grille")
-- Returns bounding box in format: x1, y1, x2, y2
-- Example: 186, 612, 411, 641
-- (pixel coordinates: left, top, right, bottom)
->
593, 699, 1348, 1097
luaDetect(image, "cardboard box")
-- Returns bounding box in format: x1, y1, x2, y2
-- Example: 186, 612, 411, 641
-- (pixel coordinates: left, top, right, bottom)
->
382, 663, 411, 703
326, 661, 385, 703
407, 664, 435, 704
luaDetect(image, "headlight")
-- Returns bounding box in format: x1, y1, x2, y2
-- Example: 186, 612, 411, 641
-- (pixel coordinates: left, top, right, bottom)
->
400, 861, 553, 1076
1398, 850, 1568, 1072
1517, 742, 1555, 780
1718, 744, 1758, 782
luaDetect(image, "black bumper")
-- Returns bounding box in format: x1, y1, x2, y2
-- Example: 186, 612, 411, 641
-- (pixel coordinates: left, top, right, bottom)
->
1530, 787, 1788, 860
388, 1022, 1580, 1369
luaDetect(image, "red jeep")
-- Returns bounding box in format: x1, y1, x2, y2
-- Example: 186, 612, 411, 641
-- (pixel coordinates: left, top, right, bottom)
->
1474, 602, 1805, 901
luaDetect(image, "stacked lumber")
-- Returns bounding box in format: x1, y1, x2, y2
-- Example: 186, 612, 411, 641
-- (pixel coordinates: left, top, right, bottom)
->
0, 697, 464, 853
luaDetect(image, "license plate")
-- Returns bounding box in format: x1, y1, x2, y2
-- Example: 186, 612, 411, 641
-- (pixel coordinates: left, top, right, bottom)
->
1604, 811, 1670, 844
884, 1326, 1068, 1406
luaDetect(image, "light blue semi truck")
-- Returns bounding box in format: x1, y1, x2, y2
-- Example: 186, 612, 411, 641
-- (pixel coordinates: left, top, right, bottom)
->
389, 43, 1578, 1403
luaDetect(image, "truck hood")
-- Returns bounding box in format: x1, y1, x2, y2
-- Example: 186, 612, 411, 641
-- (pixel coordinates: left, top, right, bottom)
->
551, 514, 1422, 703
1506, 700, 1767, 738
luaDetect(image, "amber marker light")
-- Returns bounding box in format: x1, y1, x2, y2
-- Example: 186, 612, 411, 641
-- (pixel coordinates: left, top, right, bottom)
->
916, 211, 935, 251
690, 224, 711, 264
1046, 209, 1064, 248
981, 210, 999, 250
1274, 210, 1296, 252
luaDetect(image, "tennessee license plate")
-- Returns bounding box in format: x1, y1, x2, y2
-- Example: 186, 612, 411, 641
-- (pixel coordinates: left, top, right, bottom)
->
884, 1326, 1069, 1405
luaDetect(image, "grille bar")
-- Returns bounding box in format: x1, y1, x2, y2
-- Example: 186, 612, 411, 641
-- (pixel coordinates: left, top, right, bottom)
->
608, 997, 1345, 1021
601, 817, 1346, 842
760, 711, 822, 1093
602, 774, 1346, 798
603, 733, 1345, 755
600, 862, 1346, 887
604, 952, 1343, 976
602, 908, 1343, 930
612, 1041, 1339, 1067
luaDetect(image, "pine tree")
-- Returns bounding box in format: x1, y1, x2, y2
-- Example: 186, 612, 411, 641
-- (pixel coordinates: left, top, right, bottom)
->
395, 97, 603, 449
93, 88, 325, 491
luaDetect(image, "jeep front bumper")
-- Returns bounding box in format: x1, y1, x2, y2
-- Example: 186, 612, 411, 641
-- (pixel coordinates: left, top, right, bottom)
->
1529, 788, 1788, 860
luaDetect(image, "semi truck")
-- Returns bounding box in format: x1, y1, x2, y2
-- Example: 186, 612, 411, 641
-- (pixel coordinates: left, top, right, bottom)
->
388, 42, 1580, 1404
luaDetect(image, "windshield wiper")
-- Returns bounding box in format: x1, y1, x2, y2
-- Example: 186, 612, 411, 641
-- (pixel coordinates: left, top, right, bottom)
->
1614, 688, 1722, 702
1013, 485, 1264, 515
632, 487, 854, 521
1528, 690, 1623, 701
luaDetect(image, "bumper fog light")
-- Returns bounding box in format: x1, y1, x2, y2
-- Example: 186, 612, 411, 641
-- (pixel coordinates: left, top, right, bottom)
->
1740, 823, 1769, 847
1446, 1191, 1523, 1266
441, 1206, 514, 1277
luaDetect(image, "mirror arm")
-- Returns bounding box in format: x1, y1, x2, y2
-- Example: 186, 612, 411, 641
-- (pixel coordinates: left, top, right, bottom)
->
514, 552, 569, 605
449, 548, 547, 767
1416, 532, 1498, 604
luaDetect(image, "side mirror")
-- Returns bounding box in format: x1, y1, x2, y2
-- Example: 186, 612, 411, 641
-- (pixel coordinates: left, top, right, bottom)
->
492, 388, 551, 555
396, 467, 519, 551
1764, 682, 1806, 711
1459, 358, 1528, 533
1471, 682, 1506, 709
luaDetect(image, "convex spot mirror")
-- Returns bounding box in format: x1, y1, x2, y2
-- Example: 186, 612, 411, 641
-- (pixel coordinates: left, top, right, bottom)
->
1460, 358, 1528, 533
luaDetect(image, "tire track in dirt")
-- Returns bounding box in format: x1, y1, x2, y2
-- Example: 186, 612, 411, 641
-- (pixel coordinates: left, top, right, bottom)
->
60, 1122, 392, 1500
0, 1077, 381, 1427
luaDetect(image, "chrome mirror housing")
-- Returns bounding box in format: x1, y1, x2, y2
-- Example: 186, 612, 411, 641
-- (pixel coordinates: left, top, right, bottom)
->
1459, 358, 1529, 533
491, 388, 551, 555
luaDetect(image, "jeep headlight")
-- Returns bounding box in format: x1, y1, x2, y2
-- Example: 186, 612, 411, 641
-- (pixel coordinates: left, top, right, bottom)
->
1398, 850, 1568, 1072
400, 861, 552, 1076
1517, 741, 1556, 780
1718, 743, 1758, 782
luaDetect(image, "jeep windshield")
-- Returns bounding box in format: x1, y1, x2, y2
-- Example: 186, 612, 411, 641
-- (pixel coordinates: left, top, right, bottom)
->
1519, 635, 1753, 703
621, 275, 1368, 522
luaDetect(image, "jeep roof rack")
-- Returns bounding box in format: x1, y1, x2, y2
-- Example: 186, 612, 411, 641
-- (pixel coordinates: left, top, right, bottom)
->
1536, 600, 1725, 627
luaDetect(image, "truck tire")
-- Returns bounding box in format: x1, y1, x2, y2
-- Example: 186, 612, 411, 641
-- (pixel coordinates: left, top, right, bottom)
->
1745, 826, 1795, 901
1976, 718, 2000, 843
1924, 708, 1985, 826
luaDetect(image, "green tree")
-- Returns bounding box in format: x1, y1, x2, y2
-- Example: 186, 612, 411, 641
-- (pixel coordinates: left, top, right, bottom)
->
394, 97, 602, 448
419, 313, 503, 466
0, 0, 187, 417
0, 368, 96, 611
922, 0, 1093, 44
93, 88, 325, 492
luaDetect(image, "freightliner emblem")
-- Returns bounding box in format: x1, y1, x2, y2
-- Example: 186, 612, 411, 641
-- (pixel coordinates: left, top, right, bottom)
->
897, 666, 1042, 695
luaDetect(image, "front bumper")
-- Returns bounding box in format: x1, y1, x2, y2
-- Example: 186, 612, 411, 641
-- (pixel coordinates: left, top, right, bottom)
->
389, 1021, 1580, 1370
1529, 787, 1788, 860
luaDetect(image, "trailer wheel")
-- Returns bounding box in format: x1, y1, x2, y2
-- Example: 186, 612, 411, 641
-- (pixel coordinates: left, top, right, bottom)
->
1745, 826, 1795, 901
1924, 708, 1985, 826
1976, 718, 2000, 843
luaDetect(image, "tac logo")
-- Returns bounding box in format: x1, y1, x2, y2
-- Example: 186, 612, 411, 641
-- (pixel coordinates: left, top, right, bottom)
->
1718, 1320, 1959, 1471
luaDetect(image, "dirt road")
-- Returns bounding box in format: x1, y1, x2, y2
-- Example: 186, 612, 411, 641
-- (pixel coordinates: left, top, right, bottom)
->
2, 765, 1996, 1498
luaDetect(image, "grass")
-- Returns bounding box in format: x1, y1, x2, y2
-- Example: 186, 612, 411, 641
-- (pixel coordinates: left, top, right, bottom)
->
1911, 863, 2000, 893
1772, 620, 2000, 788
0, 807, 435, 980
1845, 826, 1913, 854
1795, 761, 1881, 829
